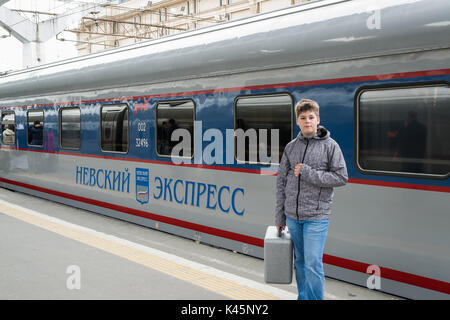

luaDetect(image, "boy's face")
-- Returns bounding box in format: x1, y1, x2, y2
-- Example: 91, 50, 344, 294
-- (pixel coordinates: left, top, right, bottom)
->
297, 110, 320, 137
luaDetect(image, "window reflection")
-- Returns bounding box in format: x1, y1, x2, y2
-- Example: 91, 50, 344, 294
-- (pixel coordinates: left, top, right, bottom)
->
1, 112, 15, 145
156, 100, 194, 157
358, 85, 450, 177
101, 104, 129, 153
235, 94, 292, 164
60, 108, 81, 150
27, 110, 44, 147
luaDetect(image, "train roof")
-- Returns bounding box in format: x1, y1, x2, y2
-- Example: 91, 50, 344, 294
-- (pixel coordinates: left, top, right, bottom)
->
0, 0, 449, 100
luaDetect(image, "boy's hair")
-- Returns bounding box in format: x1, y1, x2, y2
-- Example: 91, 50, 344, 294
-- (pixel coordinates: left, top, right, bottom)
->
295, 99, 320, 118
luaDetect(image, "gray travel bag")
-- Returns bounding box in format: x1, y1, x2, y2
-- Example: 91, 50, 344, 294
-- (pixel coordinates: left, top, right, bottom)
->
264, 226, 293, 284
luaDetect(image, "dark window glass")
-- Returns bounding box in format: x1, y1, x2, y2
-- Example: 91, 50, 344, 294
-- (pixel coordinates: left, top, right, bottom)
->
1, 112, 15, 145
60, 108, 81, 150
101, 104, 129, 153
156, 100, 194, 157
358, 85, 450, 177
27, 110, 44, 146
235, 94, 292, 164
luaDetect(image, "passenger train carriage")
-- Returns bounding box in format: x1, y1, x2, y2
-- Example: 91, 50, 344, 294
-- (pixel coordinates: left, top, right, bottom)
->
1, 0, 449, 299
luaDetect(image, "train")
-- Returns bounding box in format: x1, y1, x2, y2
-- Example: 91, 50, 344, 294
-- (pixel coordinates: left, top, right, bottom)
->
0, 0, 449, 299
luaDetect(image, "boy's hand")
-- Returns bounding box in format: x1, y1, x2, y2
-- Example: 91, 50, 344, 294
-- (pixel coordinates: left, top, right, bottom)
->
294, 163, 303, 177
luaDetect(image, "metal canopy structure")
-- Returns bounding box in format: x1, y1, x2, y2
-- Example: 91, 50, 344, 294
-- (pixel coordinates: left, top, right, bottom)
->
0, 0, 200, 68
0, 0, 114, 68
0, 0, 312, 70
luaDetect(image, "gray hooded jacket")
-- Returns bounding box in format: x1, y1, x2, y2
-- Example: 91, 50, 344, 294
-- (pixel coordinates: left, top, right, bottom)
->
275, 126, 348, 226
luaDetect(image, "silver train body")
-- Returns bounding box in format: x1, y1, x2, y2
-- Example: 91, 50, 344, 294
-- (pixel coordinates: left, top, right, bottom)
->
1, 0, 449, 299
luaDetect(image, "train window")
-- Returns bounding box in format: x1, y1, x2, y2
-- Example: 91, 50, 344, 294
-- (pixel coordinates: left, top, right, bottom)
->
357, 85, 450, 178
60, 108, 81, 150
234, 94, 293, 164
101, 104, 129, 153
156, 100, 194, 158
1, 111, 15, 146
27, 110, 44, 147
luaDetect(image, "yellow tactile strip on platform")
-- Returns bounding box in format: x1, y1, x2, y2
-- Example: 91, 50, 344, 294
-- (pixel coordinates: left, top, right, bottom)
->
0, 200, 295, 300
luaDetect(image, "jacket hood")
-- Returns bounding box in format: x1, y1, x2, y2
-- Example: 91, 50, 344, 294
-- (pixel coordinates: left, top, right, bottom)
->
297, 125, 330, 141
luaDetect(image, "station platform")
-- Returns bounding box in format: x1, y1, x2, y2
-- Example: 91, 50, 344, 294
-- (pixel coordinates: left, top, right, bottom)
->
0, 187, 399, 300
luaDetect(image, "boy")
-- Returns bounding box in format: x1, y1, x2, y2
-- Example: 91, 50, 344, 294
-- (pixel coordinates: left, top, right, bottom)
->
275, 99, 348, 300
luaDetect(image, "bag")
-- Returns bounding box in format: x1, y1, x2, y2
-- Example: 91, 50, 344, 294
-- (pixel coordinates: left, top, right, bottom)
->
264, 226, 293, 284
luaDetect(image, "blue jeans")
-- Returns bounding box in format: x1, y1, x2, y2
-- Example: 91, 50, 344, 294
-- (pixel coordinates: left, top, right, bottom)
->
286, 217, 329, 300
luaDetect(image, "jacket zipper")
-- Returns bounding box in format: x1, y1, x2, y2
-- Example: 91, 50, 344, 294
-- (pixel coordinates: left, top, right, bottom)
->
316, 188, 322, 210
296, 138, 310, 220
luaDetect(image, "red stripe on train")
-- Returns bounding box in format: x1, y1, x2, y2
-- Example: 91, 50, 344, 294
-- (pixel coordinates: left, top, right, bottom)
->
0, 176, 449, 294
0, 176, 263, 247
1, 68, 450, 110
323, 254, 450, 295
348, 178, 450, 193
0, 146, 448, 192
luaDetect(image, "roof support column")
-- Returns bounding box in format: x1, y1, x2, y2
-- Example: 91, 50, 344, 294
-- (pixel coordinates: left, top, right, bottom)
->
22, 41, 45, 67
